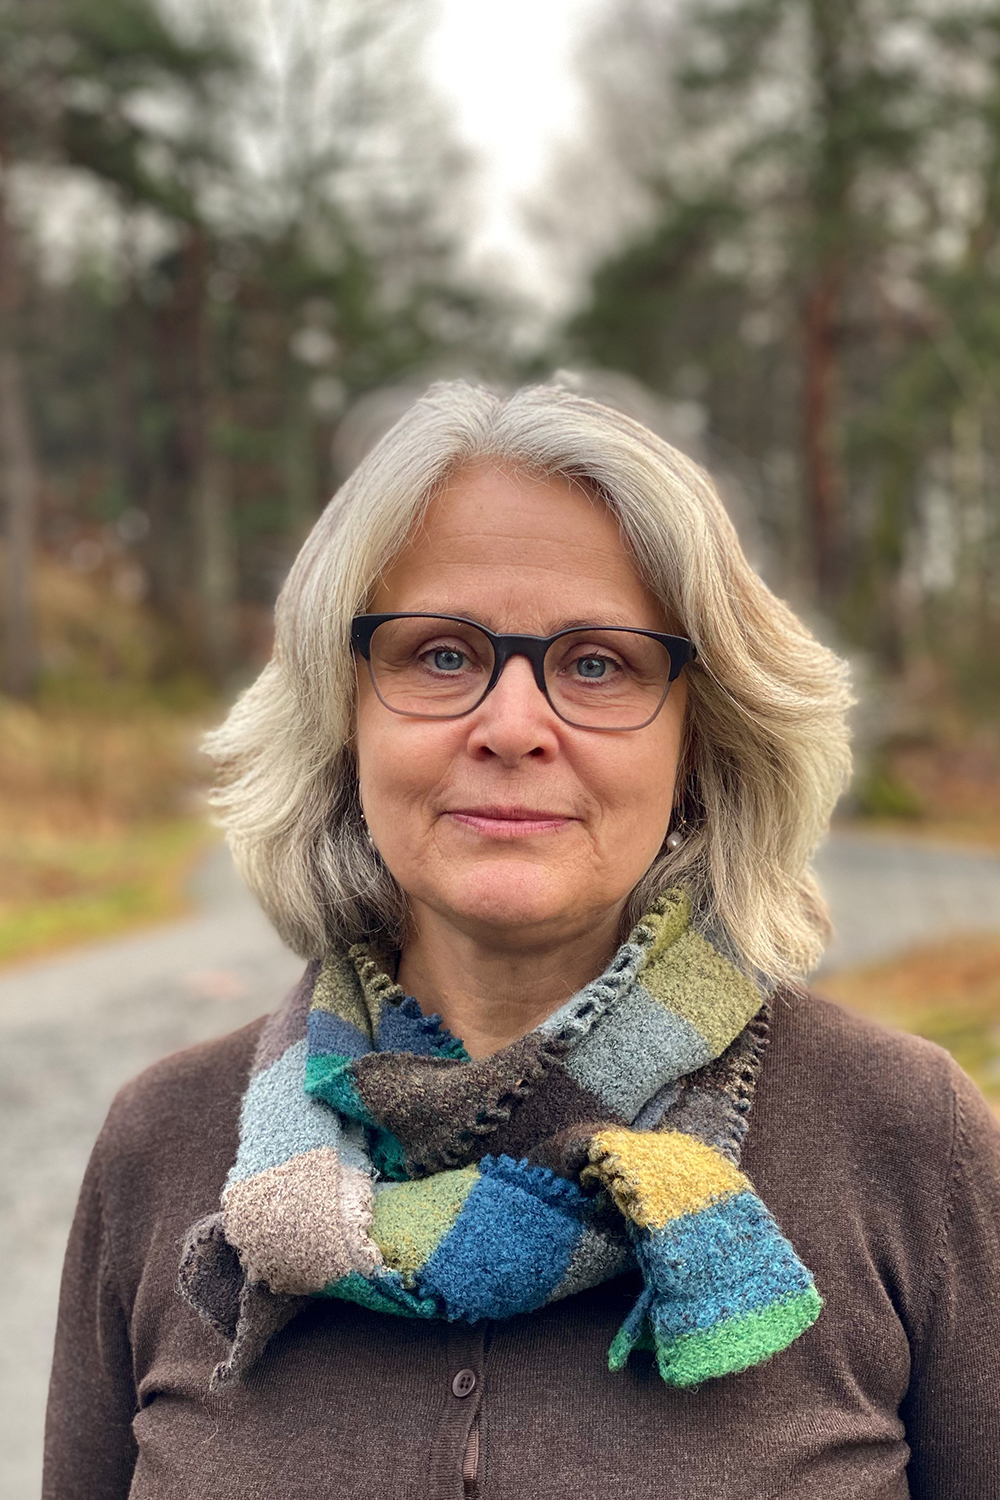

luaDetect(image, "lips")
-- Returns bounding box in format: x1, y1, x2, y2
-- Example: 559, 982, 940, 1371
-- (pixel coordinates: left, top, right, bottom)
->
445, 805, 576, 837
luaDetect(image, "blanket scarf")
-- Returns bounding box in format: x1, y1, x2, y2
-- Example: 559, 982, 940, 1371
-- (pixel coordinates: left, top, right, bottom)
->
179, 889, 820, 1391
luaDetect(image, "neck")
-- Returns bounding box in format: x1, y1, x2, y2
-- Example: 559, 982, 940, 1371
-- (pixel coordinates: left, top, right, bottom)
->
396, 905, 625, 1058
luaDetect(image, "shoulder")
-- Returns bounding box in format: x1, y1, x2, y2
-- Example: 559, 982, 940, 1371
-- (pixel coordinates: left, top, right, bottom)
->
765, 985, 970, 1139
747, 986, 1000, 1220
102, 1016, 264, 1156
773, 982, 948, 1070
92, 1017, 266, 1244
748, 986, 1000, 1360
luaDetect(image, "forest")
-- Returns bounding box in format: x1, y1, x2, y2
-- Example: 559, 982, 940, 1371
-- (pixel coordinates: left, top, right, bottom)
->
4, 0, 1000, 720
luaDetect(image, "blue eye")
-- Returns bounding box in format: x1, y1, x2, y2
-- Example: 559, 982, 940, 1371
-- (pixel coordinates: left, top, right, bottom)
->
576, 656, 608, 679
432, 648, 465, 672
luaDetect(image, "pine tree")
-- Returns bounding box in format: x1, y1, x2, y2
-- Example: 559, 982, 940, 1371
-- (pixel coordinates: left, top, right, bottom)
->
566, 0, 926, 616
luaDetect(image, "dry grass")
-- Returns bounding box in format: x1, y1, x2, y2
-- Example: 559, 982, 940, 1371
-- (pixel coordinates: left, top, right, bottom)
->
0, 550, 230, 967
820, 933, 1000, 1102
7, 554, 1000, 1030
0, 694, 219, 969
0, 698, 212, 835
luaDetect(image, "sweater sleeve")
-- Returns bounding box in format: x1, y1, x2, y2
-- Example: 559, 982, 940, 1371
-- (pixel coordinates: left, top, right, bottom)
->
902, 1060, 1000, 1499
43, 1140, 138, 1500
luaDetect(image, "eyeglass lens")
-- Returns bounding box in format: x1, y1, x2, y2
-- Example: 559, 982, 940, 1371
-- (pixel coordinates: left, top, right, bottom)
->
365, 616, 675, 729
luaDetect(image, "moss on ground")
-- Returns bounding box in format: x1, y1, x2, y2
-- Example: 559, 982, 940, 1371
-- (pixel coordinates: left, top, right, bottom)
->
0, 693, 220, 969
0, 819, 218, 967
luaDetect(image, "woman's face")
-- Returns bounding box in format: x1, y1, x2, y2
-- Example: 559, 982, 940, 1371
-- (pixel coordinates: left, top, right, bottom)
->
355, 463, 688, 951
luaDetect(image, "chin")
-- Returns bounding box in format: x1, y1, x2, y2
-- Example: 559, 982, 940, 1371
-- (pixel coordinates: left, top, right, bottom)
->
432, 860, 590, 935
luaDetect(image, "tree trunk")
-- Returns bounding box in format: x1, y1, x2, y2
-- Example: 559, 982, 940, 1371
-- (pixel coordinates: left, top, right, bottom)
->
0, 154, 39, 698
166, 225, 238, 684
112, 231, 146, 514
802, 0, 854, 609
0, 348, 39, 696
951, 401, 988, 664
194, 425, 237, 685
284, 390, 318, 546
802, 265, 843, 604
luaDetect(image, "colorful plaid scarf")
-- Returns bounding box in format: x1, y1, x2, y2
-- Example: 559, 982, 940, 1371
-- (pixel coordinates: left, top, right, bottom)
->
180, 890, 820, 1390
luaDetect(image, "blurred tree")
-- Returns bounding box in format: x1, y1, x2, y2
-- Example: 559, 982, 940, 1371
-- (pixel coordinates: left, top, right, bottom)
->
5, 0, 504, 691
0, 0, 232, 689
0, 0, 52, 696
830, 1, 1000, 683
0, 141, 41, 698
565, 0, 925, 620
914, 4, 1000, 698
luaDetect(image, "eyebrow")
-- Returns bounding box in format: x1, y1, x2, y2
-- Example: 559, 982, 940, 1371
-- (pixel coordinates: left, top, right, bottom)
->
551, 617, 640, 631
394, 609, 649, 633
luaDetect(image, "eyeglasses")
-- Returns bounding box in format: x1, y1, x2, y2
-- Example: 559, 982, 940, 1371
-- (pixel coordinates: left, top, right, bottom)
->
350, 613, 696, 732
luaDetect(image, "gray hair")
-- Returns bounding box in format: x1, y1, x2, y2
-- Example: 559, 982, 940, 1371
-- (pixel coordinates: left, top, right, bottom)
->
206, 381, 852, 985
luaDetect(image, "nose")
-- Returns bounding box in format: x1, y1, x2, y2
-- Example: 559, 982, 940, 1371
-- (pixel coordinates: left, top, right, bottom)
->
464, 654, 560, 765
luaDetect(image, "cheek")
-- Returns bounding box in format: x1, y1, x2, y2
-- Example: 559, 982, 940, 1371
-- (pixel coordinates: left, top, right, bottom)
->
355, 695, 457, 830
589, 745, 677, 846
582, 713, 684, 838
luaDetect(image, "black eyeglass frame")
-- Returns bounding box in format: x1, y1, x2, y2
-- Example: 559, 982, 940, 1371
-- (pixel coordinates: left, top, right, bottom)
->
350, 612, 698, 732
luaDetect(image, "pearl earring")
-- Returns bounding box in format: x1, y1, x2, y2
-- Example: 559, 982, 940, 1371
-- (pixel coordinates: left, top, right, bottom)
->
357, 784, 375, 848
666, 830, 684, 851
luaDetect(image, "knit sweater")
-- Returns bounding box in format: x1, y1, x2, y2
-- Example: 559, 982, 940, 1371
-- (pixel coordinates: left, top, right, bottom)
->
43, 985, 1000, 1500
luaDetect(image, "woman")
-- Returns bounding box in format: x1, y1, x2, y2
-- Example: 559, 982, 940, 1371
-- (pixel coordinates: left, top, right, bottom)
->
45, 382, 1000, 1499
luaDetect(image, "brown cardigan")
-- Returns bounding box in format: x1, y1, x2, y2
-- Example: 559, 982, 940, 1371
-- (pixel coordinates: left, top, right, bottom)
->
43, 985, 1000, 1499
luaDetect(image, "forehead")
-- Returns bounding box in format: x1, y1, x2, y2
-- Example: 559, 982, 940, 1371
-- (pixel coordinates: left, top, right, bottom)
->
370, 462, 668, 634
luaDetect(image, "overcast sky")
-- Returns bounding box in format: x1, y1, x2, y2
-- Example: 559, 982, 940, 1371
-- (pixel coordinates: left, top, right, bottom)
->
20, 0, 601, 308
428, 0, 597, 304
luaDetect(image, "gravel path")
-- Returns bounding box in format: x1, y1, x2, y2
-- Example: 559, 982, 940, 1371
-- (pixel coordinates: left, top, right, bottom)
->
0, 847, 302, 1500
814, 830, 1000, 970
5, 830, 1000, 1498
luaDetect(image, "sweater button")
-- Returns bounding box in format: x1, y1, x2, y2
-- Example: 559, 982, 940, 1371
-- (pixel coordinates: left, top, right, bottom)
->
452, 1368, 477, 1398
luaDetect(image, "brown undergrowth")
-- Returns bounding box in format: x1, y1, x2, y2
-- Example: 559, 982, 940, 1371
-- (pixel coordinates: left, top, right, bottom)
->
853, 730, 1000, 850
820, 933, 1000, 1104
0, 554, 223, 968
